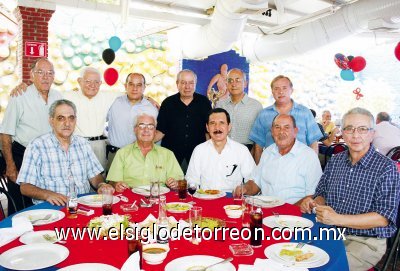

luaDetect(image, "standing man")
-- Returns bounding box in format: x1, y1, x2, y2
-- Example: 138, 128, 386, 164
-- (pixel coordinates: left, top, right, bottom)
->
250, 75, 322, 164
155, 69, 211, 173
216, 68, 262, 152
373, 112, 400, 155
1, 58, 62, 212
106, 73, 158, 168
301, 107, 400, 271
185, 108, 255, 191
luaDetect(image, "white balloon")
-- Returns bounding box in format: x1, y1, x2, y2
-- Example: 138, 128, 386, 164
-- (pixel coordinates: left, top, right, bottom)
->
71, 38, 80, 47
72, 57, 83, 68
84, 55, 93, 65
63, 47, 74, 58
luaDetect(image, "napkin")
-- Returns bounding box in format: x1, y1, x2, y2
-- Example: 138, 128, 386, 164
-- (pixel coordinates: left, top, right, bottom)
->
238, 258, 309, 271
121, 251, 141, 271
0, 216, 33, 247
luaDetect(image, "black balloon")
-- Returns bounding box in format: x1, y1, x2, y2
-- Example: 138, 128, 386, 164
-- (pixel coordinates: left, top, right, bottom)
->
102, 48, 115, 65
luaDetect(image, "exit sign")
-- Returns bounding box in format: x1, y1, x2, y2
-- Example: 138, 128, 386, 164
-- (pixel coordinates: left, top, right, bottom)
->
25, 41, 47, 57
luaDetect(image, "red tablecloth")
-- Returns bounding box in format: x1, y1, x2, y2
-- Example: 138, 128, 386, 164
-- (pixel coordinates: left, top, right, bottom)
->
0, 190, 301, 270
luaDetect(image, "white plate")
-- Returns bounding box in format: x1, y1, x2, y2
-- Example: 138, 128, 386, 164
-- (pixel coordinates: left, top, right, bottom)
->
193, 191, 226, 200
78, 195, 120, 207
165, 255, 235, 271
263, 215, 314, 230
19, 230, 60, 244
166, 202, 192, 213
58, 263, 119, 271
246, 196, 284, 208
0, 244, 69, 270
265, 242, 330, 268
13, 209, 65, 226
132, 186, 170, 196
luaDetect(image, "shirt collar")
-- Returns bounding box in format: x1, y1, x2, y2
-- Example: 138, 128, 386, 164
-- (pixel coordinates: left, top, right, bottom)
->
50, 132, 77, 148
132, 141, 156, 153
271, 139, 299, 157
207, 137, 232, 152
229, 93, 248, 105
347, 145, 375, 168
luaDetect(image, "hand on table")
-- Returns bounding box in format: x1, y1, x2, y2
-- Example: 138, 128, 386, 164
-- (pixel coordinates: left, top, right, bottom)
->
46, 192, 68, 206
98, 183, 115, 194
114, 181, 129, 193
300, 197, 317, 214
166, 178, 177, 190
233, 185, 247, 198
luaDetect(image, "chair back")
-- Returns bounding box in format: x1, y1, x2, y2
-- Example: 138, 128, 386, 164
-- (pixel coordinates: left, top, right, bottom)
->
324, 143, 348, 167
386, 146, 400, 162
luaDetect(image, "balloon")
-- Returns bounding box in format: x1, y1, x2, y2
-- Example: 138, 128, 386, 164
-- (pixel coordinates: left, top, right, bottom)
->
395, 42, 400, 61
334, 53, 350, 70
104, 68, 118, 86
347, 55, 354, 62
340, 69, 355, 81
349, 56, 366, 72
109, 36, 122, 52
102, 48, 115, 65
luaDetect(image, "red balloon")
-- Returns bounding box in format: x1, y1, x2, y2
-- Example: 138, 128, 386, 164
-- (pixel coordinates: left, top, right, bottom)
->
395, 42, 400, 61
349, 56, 366, 72
104, 68, 118, 86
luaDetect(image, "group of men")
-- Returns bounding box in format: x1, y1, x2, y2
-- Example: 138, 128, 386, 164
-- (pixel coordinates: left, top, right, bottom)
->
0, 57, 399, 271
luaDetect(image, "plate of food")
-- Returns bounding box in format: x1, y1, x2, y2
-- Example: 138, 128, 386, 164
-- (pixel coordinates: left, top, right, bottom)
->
88, 214, 130, 237
58, 263, 119, 271
193, 189, 226, 200
166, 202, 192, 213
263, 215, 314, 230
78, 194, 120, 208
264, 242, 330, 268
245, 196, 284, 208
13, 209, 65, 226
131, 185, 170, 196
187, 217, 225, 230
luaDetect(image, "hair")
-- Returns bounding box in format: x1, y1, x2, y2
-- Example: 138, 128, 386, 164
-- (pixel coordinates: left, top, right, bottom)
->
227, 68, 247, 82
133, 113, 157, 127
176, 69, 197, 83
270, 75, 293, 89
376, 112, 391, 122
30, 58, 53, 71
208, 108, 231, 124
341, 107, 375, 129
125, 73, 146, 85
49, 99, 77, 118
80, 67, 101, 78
310, 109, 316, 118
272, 114, 297, 128
322, 110, 331, 116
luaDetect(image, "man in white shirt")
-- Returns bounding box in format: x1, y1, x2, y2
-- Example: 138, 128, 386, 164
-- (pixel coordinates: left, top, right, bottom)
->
185, 108, 255, 192
373, 112, 400, 155
234, 114, 322, 205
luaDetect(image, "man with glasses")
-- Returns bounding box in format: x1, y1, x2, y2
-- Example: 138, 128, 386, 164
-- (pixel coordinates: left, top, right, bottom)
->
106, 73, 158, 169
1, 58, 62, 212
155, 69, 211, 173
301, 107, 400, 271
216, 68, 262, 152
107, 113, 182, 190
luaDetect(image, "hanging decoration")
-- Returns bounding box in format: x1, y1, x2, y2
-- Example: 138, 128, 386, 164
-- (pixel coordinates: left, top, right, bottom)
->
102, 48, 115, 65
104, 67, 118, 86
352, 87, 363, 100
395, 42, 400, 61
334, 53, 366, 81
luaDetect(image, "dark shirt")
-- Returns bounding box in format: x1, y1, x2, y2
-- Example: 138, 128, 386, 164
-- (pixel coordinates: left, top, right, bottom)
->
314, 146, 400, 238
157, 92, 211, 164
317, 123, 328, 142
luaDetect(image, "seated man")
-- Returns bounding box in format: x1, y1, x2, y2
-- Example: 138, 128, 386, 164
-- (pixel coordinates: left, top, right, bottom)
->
301, 107, 400, 271
373, 111, 400, 155
234, 114, 322, 205
17, 100, 113, 205
185, 108, 255, 192
107, 113, 183, 190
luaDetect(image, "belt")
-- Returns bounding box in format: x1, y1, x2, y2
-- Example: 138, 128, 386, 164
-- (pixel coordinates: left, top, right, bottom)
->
86, 135, 107, 141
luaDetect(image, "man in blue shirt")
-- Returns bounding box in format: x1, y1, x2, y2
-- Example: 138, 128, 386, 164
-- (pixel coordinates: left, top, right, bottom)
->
301, 107, 400, 271
249, 75, 322, 164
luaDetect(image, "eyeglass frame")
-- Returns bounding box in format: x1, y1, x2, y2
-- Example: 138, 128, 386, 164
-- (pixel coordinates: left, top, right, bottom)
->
342, 126, 374, 134
136, 123, 156, 130
33, 70, 55, 77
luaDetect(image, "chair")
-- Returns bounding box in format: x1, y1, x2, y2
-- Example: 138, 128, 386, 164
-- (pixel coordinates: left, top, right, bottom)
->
324, 143, 348, 168
386, 146, 400, 162
0, 186, 17, 221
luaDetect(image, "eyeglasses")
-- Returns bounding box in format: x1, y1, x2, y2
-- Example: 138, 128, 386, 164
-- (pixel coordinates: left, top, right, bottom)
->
137, 123, 155, 130
84, 80, 101, 86
34, 70, 55, 77
342, 126, 373, 134
179, 81, 195, 86
127, 82, 144, 88
227, 78, 243, 84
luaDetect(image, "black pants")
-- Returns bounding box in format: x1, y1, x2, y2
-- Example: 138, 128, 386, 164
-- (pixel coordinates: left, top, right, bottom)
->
6, 141, 33, 214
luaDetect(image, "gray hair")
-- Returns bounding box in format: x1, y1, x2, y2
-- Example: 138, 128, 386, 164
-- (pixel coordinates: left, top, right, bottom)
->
377, 112, 391, 122
133, 113, 157, 128
49, 99, 77, 118
176, 69, 197, 83
30, 58, 53, 71
227, 68, 247, 82
342, 107, 375, 129
80, 67, 101, 78
322, 110, 331, 115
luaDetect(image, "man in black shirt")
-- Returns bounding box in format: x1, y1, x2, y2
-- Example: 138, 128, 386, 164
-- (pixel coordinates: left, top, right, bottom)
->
155, 69, 211, 173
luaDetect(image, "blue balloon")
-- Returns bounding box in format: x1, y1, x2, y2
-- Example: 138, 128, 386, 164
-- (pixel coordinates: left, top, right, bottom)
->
109, 36, 122, 52
340, 69, 355, 81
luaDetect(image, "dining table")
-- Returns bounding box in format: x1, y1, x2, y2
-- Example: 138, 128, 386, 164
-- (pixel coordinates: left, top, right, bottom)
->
0, 188, 349, 271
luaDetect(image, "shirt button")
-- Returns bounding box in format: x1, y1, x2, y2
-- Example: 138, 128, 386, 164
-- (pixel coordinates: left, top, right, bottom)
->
185, 134, 189, 138
343, 200, 345, 202
186, 124, 189, 128
347, 185, 349, 187
186, 115, 189, 118
350, 169, 353, 172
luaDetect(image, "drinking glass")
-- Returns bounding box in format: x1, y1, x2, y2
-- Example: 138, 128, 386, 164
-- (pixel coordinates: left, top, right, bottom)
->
250, 203, 263, 248
187, 182, 197, 198
177, 179, 187, 200
242, 197, 253, 227
189, 206, 202, 242
149, 180, 160, 204
102, 187, 113, 215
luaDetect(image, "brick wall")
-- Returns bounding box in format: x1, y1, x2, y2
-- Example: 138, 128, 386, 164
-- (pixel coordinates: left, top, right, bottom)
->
14, 6, 54, 83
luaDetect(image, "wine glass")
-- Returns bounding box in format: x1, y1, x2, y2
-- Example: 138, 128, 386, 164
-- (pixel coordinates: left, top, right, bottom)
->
188, 183, 197, 198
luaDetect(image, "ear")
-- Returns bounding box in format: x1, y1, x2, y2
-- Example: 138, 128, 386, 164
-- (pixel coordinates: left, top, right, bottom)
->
206, 123, 210, 134
228, 122, 232, 132
294, 127, 299, 136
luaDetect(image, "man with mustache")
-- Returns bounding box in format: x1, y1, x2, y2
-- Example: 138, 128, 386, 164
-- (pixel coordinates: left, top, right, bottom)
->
1, 58, 62, 212
185, 108, 255, 192
249, 75, 322, 164
16, 100, 113, 205
234, 114, 322, 205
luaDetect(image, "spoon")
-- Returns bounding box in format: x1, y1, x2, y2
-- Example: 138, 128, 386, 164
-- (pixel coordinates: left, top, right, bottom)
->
189, 257, 233, 271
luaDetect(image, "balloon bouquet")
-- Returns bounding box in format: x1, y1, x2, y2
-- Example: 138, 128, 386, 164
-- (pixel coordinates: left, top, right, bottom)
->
102, 36, 122, 86
334, 53, 366, 81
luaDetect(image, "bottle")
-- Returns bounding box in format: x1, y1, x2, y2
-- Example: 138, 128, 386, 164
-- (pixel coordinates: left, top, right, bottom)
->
67, 174, 78, 218
157, 195, 169, 244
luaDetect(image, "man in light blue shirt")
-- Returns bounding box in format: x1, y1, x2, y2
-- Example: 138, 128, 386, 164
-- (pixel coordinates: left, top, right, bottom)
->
234, 114, 322, 205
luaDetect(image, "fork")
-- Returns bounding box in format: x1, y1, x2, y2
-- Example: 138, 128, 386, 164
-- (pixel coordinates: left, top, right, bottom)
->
43, 234, 66, 244
296, 240, 312, 249
30, 214, 52, 224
